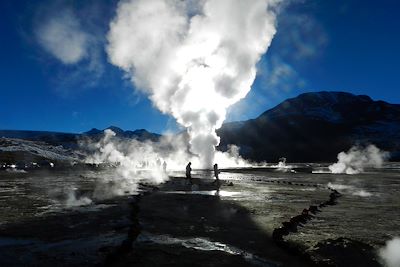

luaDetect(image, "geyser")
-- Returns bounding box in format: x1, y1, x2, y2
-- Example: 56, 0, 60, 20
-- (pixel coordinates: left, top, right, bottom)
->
107, 0, 280, 168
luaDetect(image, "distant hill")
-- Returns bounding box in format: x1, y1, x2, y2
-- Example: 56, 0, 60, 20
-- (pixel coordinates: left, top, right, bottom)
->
217, 91, 400, 162
0, 126, 161, 146
0, 126, 161, 166
82, 126, 161, 142
0, 130, 79, 149
0, 137, 84, 166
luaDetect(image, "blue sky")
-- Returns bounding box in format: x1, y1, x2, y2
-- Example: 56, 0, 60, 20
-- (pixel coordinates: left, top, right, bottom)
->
1, 0, 399, 134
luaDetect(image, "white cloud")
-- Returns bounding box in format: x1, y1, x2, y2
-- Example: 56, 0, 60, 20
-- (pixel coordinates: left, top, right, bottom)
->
260, 56, 306, 94
32, 2, 110, 92
36, 9, 90, 64
275, 13, 328, 61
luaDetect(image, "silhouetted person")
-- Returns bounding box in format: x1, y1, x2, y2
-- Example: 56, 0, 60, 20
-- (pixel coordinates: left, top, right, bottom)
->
186, 162, 192, 180
163, 161, 167, 173
213, 163, 220, 184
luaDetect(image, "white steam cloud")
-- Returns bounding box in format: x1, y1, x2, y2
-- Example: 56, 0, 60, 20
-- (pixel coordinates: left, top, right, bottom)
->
66, 188, 93, 207
328, 145, 389, 174
85, 129, 168, 198
327, 183, 374, 198
83, 130, 250, 197
379, 237, 400, 267
36, 9, 90, 64
107, 0, 280, 168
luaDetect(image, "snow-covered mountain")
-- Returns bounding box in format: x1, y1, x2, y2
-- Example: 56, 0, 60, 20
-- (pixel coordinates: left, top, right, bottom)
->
0, 127, 161, 168
0, 137, 85, 169
0, 126, 161, 145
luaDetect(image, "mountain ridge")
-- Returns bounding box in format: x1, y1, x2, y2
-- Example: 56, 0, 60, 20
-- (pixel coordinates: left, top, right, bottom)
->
0, 126, 161, 144
217, 91, 400, 161
1, 91, 399, 162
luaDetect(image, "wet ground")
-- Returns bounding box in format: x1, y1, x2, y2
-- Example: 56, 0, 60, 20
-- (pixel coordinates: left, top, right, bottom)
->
0, 165, 399, 266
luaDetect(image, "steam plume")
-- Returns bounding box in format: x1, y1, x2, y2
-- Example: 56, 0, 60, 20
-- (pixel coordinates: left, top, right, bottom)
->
327, 183, 373, 197
328, 145, 389, 174
85, 129, 169, 198
83, 130, 250, 197
66, 187, 93, 207
85, 130, 250, 172
107, 0, 280, 168
379, 237, 400, 267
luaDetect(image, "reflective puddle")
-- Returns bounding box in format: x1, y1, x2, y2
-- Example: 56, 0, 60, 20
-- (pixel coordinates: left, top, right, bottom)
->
138, 232, 279, 267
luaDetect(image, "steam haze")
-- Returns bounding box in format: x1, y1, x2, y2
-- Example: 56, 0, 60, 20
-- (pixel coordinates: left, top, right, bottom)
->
329, 145, 389, 174
107, 0, 280, 168
83, 130, 250, 197
379, 237, 400, 267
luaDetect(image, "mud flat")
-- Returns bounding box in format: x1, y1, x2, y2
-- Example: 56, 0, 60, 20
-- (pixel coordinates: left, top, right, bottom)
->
112, 174, 392, 267
0, 194, 138, 266
109, 177, 308, 267
1, 169, 398, 266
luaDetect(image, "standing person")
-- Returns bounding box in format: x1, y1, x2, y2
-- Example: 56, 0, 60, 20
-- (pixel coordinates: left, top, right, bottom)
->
163, 161, 167, 173
156, 158, 162, 168
213, 163, 220, 184
186, 162, 192, 180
